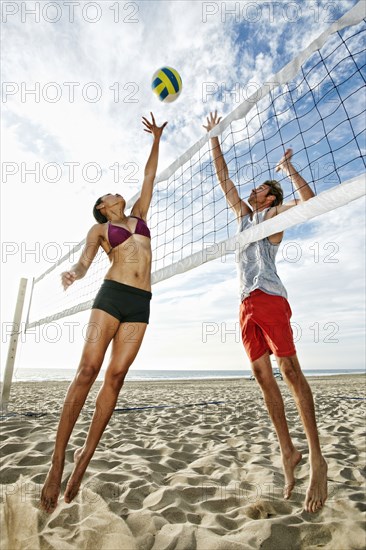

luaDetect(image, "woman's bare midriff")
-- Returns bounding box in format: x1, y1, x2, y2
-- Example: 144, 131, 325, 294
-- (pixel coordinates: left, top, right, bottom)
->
104, 235, 152, 291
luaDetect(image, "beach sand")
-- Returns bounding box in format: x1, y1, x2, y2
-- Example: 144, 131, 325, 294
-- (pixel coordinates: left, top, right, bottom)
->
1, 375, 365, 550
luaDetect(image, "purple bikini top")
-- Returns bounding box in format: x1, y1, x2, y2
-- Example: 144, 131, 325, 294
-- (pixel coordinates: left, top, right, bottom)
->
107, 216, 151, 253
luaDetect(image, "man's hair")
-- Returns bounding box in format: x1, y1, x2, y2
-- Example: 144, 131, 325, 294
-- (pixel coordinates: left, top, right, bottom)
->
93, 196, 108, 224
263, 180, 284, 207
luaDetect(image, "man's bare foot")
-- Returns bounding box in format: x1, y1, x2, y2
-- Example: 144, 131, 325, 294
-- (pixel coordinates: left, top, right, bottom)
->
64, 447, 90, 504
304, 457, 328, 513
282, 449, 302, 499
40, 459, 64, 514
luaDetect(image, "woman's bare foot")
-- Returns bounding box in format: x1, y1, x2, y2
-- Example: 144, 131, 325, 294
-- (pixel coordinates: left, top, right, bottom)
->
64, 447, 91, 504
304, 457, 328, 513
40, 458, 65, 513
282, 449, 302, 499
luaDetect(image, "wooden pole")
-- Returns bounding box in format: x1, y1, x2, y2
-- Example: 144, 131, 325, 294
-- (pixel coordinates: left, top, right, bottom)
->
1, 278, 28, 411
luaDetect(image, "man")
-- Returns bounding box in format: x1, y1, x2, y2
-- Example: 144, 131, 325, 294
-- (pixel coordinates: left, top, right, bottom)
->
203, 111, 327, 513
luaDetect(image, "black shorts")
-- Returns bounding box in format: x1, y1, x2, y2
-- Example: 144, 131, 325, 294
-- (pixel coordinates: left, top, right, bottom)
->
92, 280, 152, 323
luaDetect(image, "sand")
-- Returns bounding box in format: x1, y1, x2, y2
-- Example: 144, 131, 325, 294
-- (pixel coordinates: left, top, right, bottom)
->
0, 375, 365, 550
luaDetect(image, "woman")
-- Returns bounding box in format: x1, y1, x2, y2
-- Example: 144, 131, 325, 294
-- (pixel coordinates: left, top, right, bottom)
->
40, 113, 167, 513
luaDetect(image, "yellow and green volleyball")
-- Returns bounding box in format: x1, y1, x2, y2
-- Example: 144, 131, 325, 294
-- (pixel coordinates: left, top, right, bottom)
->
151, 66, 182, 103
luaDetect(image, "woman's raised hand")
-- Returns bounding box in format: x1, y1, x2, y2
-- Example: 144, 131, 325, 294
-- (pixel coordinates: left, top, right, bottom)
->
142, 112, 168, 140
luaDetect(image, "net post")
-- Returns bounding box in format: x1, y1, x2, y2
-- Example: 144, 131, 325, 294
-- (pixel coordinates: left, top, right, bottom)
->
0, 278, 28, 412
24, 277, 35, 333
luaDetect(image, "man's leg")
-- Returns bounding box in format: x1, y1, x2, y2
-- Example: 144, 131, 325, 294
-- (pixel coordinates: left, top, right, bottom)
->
276, 354, 328, 513
251, 352, 302, 499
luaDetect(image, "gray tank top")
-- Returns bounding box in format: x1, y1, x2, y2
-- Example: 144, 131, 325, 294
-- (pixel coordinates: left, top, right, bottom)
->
237, 209, 287, 302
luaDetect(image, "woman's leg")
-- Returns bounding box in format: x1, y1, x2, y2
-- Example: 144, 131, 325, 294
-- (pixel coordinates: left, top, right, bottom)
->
64, 322, 148, 503
40, 309, 120, 513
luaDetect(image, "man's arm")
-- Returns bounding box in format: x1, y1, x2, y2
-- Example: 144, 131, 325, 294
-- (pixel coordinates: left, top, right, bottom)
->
203, 111, 250, 220
275, 149, 315, 213
131, 112, 167, 220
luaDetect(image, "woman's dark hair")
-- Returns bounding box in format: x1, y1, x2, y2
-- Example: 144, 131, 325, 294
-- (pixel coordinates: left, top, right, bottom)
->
263, 180, 284, 207
93, 196, 108, 224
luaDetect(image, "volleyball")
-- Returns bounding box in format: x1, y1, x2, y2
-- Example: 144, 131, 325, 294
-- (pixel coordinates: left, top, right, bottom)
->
151, 66, 182, 103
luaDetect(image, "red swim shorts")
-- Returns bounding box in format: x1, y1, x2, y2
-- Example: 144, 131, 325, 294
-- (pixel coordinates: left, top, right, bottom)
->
239, 289, 296, 362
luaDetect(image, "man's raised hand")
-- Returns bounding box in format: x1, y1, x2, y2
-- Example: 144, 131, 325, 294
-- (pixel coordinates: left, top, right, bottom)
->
275, 148, 293, 173
203, 110, 222, 133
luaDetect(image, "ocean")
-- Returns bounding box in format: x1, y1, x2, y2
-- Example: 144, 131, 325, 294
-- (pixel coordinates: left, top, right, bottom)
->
9, 367, 366, 382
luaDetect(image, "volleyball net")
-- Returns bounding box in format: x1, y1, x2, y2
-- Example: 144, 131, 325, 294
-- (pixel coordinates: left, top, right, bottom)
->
26, 1, 365, 330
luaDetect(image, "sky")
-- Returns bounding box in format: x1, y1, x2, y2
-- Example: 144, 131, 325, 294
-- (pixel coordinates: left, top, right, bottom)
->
1, 0, 365, 380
